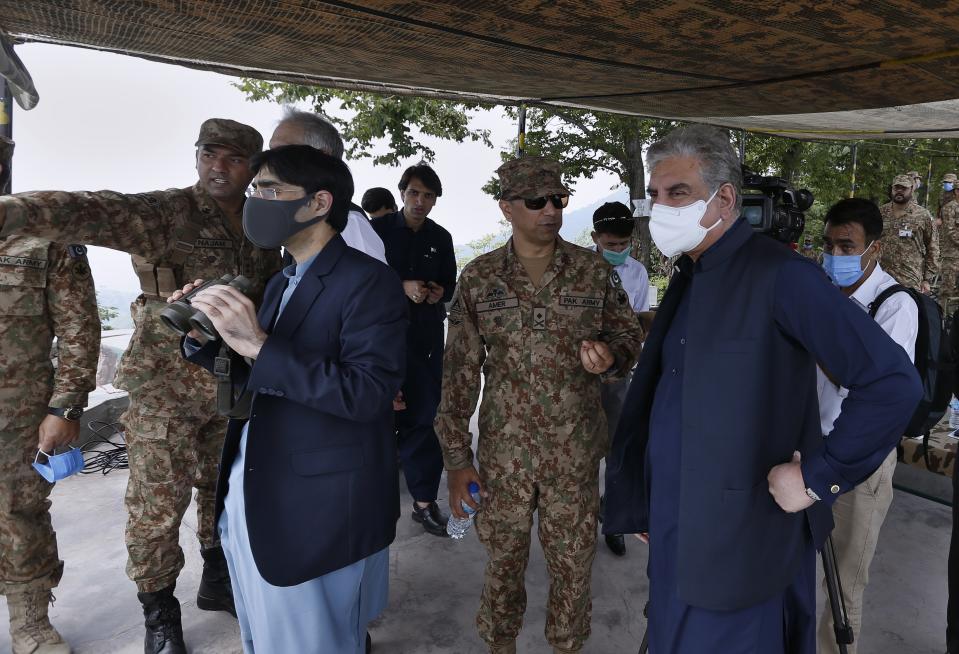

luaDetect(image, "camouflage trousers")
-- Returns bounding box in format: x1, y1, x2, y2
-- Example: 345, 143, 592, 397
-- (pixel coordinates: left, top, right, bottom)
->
0, 413, 64, 595
940, 258, 959, 314
475, 469, 599, 653
122, 398, 227, 593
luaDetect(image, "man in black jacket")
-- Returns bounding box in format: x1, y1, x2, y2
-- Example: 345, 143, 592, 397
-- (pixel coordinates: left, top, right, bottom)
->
175, 145, 406, 653
604, 125, 921, 653
372, 164, 457, 536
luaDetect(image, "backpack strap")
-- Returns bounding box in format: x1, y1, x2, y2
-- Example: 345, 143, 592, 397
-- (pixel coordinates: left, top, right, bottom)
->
869, 284, 911, 318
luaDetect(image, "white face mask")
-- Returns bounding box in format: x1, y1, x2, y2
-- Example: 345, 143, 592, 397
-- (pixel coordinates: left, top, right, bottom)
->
649, 188, 722, 258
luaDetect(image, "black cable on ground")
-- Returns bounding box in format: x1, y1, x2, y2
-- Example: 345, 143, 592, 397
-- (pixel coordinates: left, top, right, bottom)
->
79, 420, 128, 475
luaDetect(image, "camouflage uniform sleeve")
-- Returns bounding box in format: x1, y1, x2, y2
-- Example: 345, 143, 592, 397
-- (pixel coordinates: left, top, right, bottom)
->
923, 208, 940, 285
600, 269, 646, 382
46, 243, 100, 408
434, 271, 486, 470
0, 189, 185, 260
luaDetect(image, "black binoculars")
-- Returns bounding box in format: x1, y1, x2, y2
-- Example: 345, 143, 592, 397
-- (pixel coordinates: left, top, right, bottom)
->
159, 274, 253, 341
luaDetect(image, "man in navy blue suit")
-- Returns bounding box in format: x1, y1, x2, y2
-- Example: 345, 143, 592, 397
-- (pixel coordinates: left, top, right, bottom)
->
603, 126, 921, 653
173, 145, 407, 653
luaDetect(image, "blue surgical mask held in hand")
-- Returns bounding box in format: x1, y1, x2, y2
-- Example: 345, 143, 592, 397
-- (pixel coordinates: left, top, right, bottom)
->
32, 447, 85, 483
822, 241, 875, 288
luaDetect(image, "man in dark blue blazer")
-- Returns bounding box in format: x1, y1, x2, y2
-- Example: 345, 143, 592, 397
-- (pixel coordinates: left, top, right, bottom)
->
603, 126, 921, 653
174, 145, 406, 654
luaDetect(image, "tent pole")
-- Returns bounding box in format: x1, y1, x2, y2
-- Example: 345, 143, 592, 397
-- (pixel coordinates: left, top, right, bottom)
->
0, 77, 11, 193
517, 104, 527, 157
738, 130, 746, 165
849, 144, 858, 198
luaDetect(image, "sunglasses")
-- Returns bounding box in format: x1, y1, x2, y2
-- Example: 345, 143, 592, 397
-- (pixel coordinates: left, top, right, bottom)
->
509, 194, 569, 210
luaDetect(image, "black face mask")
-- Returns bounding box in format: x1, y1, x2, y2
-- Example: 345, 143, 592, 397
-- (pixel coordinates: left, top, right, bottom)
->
242, 196, 324, 249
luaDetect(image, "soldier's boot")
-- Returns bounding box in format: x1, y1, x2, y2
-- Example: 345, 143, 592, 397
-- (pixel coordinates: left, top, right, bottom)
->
196, 546, 236, 618
137, 586, 186, 654
7, 589, 71, 654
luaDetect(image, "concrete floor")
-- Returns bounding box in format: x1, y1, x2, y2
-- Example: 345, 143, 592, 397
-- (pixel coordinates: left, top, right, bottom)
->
0, 456, 952, 654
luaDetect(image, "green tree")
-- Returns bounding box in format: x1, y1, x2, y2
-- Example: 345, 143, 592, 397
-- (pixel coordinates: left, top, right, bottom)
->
235, 80, 494, 166
97, 296, 118, 331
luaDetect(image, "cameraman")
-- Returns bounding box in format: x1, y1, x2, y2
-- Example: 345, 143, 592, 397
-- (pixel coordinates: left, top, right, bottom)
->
816, 199, 918, 654
174, 145, 406, 653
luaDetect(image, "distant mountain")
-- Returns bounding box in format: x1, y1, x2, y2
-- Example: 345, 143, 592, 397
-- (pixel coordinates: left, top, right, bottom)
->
559, 190, 631, 243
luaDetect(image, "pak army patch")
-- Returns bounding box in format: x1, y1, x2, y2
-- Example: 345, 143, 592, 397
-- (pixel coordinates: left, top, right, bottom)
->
67, 244, 87, 259
609, 270, 624, 289
73, 261, 90, 278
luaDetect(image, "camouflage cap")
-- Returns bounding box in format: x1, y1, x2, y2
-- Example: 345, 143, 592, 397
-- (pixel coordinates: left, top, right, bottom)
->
497, 156, 570, 199
194, 118, 262, 158
892, 174, 915, 189
943, 173, 958, 184
0, 136, 12, 162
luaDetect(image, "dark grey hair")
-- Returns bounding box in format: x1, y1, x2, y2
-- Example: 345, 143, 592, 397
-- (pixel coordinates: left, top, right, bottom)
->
279, 106, 345, 160
646, 125, 742, 213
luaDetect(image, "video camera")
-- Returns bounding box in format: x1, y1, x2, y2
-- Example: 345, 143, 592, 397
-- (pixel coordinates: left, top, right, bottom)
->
740, 170, 813, 244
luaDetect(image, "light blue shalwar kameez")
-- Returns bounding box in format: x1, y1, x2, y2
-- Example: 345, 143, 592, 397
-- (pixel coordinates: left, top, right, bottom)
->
215, 252, 390, 654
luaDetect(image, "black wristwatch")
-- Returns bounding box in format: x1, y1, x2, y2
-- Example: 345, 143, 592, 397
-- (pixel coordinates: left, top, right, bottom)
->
48, 406, 84, 421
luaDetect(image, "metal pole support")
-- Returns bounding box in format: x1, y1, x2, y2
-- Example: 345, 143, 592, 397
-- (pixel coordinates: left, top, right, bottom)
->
517, 105, 527, 157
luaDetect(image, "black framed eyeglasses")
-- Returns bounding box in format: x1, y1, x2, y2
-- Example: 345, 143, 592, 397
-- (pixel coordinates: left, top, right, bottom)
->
509, 194, 569, 210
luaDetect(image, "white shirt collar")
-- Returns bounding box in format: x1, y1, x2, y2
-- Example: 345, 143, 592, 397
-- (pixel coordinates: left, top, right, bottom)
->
850, 262, 894, 307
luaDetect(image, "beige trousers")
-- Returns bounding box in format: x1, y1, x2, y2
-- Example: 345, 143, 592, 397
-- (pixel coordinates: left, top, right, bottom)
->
817, 448, 898, 654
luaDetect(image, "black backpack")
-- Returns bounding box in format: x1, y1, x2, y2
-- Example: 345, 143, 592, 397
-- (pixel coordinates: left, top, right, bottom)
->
869, 285, 955, 438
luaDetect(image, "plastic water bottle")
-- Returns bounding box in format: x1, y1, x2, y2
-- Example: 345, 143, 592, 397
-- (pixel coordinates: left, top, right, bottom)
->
950, 397, 959, 430
447, 482, 481, 539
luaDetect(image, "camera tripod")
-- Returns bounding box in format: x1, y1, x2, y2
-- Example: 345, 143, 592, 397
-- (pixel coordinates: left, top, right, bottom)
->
637, 535, 853, 653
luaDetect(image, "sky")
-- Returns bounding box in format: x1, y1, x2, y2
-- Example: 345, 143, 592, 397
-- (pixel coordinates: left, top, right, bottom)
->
10, 43, 624, 292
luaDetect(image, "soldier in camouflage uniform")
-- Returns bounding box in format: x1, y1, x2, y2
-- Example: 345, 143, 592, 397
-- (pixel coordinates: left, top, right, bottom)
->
879, 173, 939, 294
0, 137, 100, 654
0, 120, 282, 654
942, 172, 958, 218
800, 236, 819, 261
940, 174, 959, 312
435, 157, 644, 654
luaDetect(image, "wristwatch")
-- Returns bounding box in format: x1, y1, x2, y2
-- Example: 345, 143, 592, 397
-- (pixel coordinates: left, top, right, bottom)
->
804, 487, 821, 502
48, 406, 84, 421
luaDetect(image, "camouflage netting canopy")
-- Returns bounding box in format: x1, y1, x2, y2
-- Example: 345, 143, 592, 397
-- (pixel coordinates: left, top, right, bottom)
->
2, 1, 959, 139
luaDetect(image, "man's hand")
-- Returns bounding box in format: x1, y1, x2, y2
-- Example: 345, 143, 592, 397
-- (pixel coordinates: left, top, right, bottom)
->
393, 391, 407, 411
403, 280, 428, 304
767, 451, 815, 513
38, 414, 80, 452
581, 340, 615, 374
190, 285, 267, 359
425, 281, 444, 305
921, 280, 932, 294
447, 466, 488, 519
168, 279, 205, 340
634, 533, 650, 544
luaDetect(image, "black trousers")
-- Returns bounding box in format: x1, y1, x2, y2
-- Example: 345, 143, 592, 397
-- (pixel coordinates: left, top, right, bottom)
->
395, 319, 445, 503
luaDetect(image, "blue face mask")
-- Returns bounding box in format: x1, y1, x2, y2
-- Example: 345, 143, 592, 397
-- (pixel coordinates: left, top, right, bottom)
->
945, 182, 955, 192
601, 248, 630, 266
822, 241, 875, 288
32, 448, 84, 483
